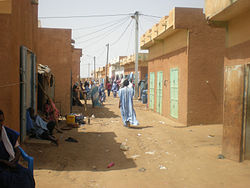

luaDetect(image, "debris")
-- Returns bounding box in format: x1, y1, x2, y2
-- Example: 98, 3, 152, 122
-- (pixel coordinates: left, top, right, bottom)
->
139, 167, 146, 172
217, 154, 225, 159
120, 143, 129, 151
105, 149, 110, 153
189, 130, 193, 132
107, 162, 115, 168
131, 155, 140, 159
208, 135, 215, 138
159, 121, 165, 124
92, 165, 97, 170
165, 152, 170, 155
159, 165, 167, 170
65, 137, 78, 143
145, 151, 155, 155
91, 114, 95, 118
137, 133, 142, 137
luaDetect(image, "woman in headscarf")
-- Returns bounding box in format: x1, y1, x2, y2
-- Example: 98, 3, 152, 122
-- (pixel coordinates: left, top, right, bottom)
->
91, 82, 101, 108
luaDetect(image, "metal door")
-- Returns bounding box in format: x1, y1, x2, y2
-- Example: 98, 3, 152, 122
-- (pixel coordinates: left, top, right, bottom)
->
170, 68, 179, 119
223, 65, 244, 161
20, 46, 36, 143
149, 72, 155, 110
156, 71, 163, 114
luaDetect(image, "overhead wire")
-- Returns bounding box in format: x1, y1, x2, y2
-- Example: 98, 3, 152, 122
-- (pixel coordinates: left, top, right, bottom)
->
73, 16, 130, 31
74, 16, 129, 39
77, 17, 131, 48
39, 13, 133, 19
76, 17, 130, 45
125, 21, 134, 55
110, 19, 133, 46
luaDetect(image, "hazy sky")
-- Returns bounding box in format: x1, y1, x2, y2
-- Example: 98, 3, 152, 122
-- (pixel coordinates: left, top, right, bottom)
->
38, 0, 204, 78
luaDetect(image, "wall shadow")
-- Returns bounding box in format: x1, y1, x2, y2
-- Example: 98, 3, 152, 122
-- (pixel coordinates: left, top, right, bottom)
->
22, 130, 136, 172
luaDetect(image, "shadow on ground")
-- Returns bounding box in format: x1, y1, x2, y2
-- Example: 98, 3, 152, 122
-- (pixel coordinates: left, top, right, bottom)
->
72, 102, 120, 119
22, 129, 136, 172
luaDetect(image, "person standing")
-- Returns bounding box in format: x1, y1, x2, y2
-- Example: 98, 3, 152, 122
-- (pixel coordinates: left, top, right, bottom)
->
118, 80, 139, 127
107, 81, 112, 97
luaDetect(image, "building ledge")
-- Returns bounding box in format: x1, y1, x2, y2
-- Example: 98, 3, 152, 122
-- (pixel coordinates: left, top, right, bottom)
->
207, 0, 250, 21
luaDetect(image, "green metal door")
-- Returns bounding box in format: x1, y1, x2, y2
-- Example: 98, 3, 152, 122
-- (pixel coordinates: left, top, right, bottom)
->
170, 68, 179, 118
149, 72, 155, 110
156, 71, 163, 114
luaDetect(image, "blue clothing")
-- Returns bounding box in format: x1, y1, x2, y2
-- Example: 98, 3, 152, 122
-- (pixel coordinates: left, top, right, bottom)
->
112, 83, 118, 98
118, 87, 139, 126
35, 115, 48, 131
0, 126, 35, 188
91, 86, 101, 107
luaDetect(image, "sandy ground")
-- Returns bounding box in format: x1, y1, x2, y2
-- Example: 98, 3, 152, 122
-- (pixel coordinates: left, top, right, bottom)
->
22, 96, 250, 188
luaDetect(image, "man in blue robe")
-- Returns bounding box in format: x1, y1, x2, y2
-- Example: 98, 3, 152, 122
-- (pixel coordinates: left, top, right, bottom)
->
118, 79, 139, 127
0, 110, 35, 188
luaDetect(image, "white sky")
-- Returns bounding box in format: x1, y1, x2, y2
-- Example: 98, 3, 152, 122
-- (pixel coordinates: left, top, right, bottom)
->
38, 0, 204, 78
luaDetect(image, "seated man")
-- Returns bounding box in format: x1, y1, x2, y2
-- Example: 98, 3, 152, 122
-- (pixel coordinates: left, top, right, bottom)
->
27, 108, 58, 146
0, 110, 35, 188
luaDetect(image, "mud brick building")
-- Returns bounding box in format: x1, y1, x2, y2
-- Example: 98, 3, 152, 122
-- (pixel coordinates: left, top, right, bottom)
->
205, 0, 250, 161
0, 0, 38, 141
120, 53, 148, 81
141, 7, 225, 126
37, 28, 73, 115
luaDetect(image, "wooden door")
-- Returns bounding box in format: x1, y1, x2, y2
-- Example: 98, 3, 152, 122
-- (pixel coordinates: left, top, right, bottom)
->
223, 65, 245, 161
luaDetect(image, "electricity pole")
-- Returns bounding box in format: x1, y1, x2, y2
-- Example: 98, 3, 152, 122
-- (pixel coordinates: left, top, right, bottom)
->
134, 11, 139, 98
94, 56, 96, 80
105, 43, 109, 87
88, 62, 90, 78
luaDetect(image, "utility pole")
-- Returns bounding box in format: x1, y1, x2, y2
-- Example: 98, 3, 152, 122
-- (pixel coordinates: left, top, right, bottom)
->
134, 11, 139, 98
105, 43, 109, 87
94, 56, 96, 80
88, 62, 90, 78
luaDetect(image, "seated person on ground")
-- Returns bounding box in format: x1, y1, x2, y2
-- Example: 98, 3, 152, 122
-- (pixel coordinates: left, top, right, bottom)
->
27, 108, 58, 145
0, 110, 35, 188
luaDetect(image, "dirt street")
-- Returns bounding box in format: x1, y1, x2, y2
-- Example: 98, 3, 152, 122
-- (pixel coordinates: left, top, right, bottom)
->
22, 96, 250, 188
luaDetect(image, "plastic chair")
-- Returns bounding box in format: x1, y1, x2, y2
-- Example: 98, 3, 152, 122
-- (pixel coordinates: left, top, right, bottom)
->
18, 146, 34, 176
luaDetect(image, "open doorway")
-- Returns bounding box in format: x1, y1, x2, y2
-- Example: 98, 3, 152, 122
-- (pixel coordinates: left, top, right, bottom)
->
20, 46, 36, 143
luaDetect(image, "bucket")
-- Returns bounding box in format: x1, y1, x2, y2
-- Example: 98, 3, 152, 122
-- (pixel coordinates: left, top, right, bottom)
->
66, 115, 75, 124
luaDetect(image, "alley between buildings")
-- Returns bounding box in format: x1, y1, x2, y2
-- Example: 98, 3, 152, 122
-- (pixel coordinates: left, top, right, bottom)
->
22, 97, 250, 188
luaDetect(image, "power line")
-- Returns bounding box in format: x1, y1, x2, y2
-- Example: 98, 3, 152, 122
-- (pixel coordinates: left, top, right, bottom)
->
39, 13, 133, 19
111, 19, 133, 46
75, 16, 129, 39
73, 16, 130, 31
77, 17, 131, 46
140, 14, 162, 18
125, 21, 134, 55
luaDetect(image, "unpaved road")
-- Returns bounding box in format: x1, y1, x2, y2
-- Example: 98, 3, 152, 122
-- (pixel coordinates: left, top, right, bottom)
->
22, 96, 250, 188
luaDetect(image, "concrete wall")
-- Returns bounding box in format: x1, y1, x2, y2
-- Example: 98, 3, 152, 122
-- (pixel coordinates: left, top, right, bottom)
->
205, 0, 234, 18
148, 29, 188, 60
0, 0, 38, 132
227, 10, 250, 48
37, 28, 72, 115
148, 47, 188, 125
123, 62, 148, 80
187, 13, 226, 125
72, 48, 82, 84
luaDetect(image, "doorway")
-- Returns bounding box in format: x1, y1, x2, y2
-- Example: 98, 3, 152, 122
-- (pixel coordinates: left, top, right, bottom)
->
149, 72, 155, 110
20, 46, 36, 143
